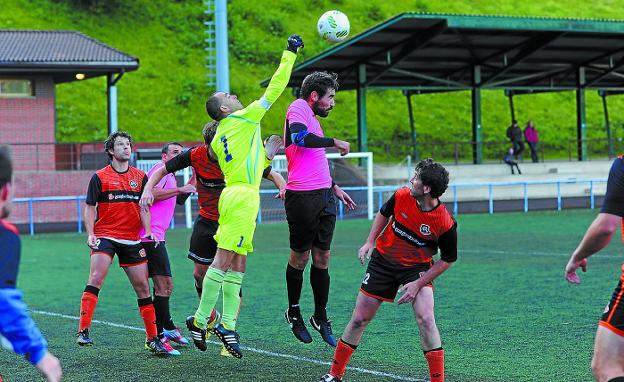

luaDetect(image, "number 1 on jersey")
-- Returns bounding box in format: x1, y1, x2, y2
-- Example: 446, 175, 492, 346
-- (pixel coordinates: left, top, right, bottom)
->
220, 136, 233, 162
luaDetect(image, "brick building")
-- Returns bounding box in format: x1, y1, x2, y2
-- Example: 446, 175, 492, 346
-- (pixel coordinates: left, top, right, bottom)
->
0, 30, 139, 229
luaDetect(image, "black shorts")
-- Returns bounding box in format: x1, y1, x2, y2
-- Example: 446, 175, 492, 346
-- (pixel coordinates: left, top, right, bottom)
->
91, 238, 147, 268
142, 241, 172, 277
285, 188, 337, 252
599, 264, 624, 337
360, 249, 432, 303
188, 216, 219, 265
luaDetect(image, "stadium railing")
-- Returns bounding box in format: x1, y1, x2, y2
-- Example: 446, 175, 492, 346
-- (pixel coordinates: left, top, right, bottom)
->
13, 178, 607, 235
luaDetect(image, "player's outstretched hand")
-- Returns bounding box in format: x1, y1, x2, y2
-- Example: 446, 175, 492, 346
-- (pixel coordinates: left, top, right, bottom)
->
333, 185, 356, 210
140, 189, 155, 208
87, 235, 99, 249
287, 34, 304, 53
357, 242, 373, 265
397, 280, 423, 305
565, 258, 587, 284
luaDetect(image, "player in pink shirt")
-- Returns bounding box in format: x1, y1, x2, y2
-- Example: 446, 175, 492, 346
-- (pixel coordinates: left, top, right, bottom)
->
282, 71, 356, 347
140, 142, 196, 355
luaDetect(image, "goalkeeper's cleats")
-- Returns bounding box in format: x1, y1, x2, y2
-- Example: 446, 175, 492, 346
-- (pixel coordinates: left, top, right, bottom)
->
220, 345, 233, 357
320, 374, 342, 382
76, 329, 93, 346
162, 327, 189, 346
185, 315, 207, 351
206, 308, 221, 340
213, 324, 242, 359
264, 134, 283, 161
285, 309, 312, 344
310, 315, 337, 347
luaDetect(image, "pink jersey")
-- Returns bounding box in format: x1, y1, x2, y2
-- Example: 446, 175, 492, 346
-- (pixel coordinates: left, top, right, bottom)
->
140, 162, 177, 242
284, 99, 332, 191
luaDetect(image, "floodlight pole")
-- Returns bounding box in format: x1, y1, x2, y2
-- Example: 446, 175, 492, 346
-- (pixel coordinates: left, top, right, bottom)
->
471, 65, 483, 164
576, 67, 587, 161
215, 0, 230, 92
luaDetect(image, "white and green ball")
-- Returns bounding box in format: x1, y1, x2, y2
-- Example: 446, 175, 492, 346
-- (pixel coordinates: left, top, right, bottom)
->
317, 10, 350, 44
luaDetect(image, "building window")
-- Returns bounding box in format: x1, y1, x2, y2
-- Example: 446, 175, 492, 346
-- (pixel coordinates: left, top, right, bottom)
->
0, 79, 34, 98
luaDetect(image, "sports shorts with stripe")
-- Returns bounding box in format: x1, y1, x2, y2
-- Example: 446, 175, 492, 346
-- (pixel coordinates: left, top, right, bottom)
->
599, 263, 624, 336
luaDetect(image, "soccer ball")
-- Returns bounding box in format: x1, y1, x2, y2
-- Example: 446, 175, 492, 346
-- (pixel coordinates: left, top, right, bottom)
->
317, 10, 350, 44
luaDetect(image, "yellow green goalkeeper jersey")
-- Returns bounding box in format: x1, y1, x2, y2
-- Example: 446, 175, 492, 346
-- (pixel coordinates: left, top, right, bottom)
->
211, 50, 296, 189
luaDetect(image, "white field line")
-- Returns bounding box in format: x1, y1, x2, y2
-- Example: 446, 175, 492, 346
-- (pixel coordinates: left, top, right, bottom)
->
32, 310, 428, 382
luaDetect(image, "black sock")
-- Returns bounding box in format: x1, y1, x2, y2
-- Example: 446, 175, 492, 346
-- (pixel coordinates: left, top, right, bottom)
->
310, 265, 330, 321
195, 281, 202, 299
152, 295, 172, 334
286, 264, 304, 313
608, 378, 624, 382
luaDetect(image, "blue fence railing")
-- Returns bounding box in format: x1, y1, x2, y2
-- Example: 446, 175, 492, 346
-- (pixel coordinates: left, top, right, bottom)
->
13, 179, 607, 235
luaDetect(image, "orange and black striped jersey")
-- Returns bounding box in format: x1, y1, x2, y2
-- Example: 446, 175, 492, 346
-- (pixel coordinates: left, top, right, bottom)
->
375, 187, 457, 266
86, 165, 147, 242
165, 146, 224, 221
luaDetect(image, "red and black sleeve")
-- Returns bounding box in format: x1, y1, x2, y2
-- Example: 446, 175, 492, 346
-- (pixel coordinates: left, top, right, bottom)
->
601, 157, 624, 217
85, 174, 102, 206
379, 192, 396, 217
438, 223, 458, 263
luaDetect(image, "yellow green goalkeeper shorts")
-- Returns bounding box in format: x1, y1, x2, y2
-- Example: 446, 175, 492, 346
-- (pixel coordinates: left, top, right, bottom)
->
214, 184, 259, 255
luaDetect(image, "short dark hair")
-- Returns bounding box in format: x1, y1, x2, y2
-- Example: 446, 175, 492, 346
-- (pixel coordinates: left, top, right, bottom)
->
0, 146, 13, 190
415, 158, 449, 199
104, 131, 133, 160
300, 72, 339, 100
205, 93, 226, 121
161, 142, 183, 154
203, 121, 219, 144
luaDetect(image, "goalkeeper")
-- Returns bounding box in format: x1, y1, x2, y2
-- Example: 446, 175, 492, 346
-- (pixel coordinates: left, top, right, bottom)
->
145, 34, 303, 358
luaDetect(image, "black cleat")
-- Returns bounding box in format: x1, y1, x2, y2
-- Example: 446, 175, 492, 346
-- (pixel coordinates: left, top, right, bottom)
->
76, 328, 93, 346
320, 373, 342, 382
310, 315, 337, 347
285, 309, 312, 344
185, 315, 207, 351
213, 324, 243, 358
145, 336, 170, 356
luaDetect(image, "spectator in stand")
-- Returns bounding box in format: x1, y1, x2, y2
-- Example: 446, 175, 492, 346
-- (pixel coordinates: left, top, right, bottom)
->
506, 120, 524, 159
503, 148, 522, 175
524, 120, 539, 163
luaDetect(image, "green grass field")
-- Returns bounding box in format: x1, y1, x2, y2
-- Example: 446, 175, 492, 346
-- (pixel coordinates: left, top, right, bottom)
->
1, 209, 621, 381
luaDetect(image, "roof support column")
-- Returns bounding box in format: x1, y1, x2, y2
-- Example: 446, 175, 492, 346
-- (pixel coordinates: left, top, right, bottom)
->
576, 67, 587, 161
405, 91, 419, 161
107, 73, 122, 135
357, 64, 368, 152
471, 65, 483, 164
507, 91, 516, 123
600, 91, 614, 158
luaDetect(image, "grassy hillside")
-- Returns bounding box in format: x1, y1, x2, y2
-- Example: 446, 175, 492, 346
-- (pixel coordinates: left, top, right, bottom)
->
3, 0, 624, 162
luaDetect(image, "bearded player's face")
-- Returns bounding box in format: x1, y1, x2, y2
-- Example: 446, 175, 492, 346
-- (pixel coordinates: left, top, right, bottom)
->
312, 88, 336, 118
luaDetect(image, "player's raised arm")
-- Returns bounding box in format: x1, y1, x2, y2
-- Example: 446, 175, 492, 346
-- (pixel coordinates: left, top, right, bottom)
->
260, 34, 303, 108
140, 166, 168, 207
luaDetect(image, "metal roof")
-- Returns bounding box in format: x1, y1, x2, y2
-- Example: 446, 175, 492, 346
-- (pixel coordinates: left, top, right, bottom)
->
262, 13, 624, 93
0, 30, 138, 83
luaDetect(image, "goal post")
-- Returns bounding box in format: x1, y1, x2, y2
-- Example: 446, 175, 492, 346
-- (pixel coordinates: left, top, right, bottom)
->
272, 152, 374, 220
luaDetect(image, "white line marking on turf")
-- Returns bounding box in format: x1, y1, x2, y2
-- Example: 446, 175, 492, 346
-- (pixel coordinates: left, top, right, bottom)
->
32, 310, 428, 382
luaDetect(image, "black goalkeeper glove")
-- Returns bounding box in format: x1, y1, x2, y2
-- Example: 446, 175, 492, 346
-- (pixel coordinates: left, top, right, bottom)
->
286, 34, 304, 53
